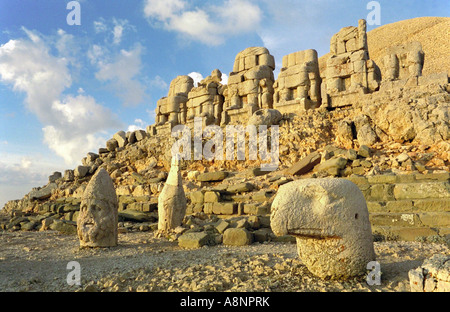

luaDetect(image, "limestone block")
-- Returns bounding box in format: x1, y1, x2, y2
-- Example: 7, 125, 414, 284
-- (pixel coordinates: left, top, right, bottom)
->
409, 254, 450, 292
227, 73, 244, 85
196, 171, 228, 182
245, 55, 257, 70
75, 165, 90, 178
285, 151, 321, 176
239, 79, 259, 95
113, 131, 128, 148
29, 183, 57, 200
178, 232, 212, 249
259, 53, 275, 70
271, 178, 375, 280
244, 65, 274, 81
223, 228, 253, 246
393, 182, 450, 200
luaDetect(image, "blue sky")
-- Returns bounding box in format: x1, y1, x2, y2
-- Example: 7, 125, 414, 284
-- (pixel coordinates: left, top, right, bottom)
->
0, 0, 448, 208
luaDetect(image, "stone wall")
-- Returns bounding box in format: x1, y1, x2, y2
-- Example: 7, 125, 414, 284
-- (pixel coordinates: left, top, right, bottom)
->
346, 172, 450, 241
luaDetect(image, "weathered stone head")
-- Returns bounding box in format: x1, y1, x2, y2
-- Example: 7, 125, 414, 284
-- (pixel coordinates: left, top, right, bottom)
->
157, 155, 187, 233
271, 178, 375, 280
77, 168, 118, 248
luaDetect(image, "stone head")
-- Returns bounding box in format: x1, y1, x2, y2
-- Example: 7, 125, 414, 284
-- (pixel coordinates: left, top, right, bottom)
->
77, 168, 118, 248
271, 178, 375, 279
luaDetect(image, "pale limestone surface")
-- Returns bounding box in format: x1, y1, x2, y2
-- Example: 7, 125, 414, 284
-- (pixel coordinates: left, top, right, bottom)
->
156, 75, 194, 127
409, 254, 450, 292
274, 49, 322, 112
221, 47, 276, 125
186, 69, 225, 126
271, 178, 376, 280
77, 169, 118, 248
157, 156, 187, 233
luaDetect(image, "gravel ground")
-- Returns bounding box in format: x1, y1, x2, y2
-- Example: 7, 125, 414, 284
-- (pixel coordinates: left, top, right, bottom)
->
1, 231, 449, 292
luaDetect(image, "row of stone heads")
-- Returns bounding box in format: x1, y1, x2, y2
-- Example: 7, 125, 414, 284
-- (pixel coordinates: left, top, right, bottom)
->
154, 19, 427, 129
77, 164, 378, 281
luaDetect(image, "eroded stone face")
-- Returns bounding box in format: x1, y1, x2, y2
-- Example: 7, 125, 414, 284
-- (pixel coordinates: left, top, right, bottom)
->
157, 156, 187, 234
270, 178, 376, 280
77, 169, 118, 248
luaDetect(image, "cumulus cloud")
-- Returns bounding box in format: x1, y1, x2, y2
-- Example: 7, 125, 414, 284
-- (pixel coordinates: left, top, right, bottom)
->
93, 18, 135, 45
94, 44, 147, 106
188, 72, 204, 87
149, 75, 168, 90
127, 118, 147, 132
143, 0, 262, 45
0, 28, 121, 165
188, 71, 228, 86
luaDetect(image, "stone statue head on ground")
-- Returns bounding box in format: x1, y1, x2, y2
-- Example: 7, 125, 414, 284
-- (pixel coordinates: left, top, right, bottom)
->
77, 168, 118, 248
271, 178, 376, 280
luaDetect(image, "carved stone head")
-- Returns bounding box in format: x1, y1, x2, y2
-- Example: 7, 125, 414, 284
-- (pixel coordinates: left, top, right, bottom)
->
77, 168, 118, 248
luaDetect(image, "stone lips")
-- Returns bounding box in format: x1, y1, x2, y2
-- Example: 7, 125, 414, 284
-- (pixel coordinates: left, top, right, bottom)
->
271, 178, 376, 279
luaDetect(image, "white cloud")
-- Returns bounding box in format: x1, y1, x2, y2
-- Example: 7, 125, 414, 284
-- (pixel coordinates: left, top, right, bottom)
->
0, 29, 121, 165
143, 0, 262, 45
188, 72, 204, 87
0, 152, 66, 209
188, 71, 228, 86
94, 44, 147, 106
127, 118, 147, 132
94, 19, 108, 33
150, 75, 168, 90
144, 0, 186, 20
221, 73, 229, 85
93, 18, 135, 45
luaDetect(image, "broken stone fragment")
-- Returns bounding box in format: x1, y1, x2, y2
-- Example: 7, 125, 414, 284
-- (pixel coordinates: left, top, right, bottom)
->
285, 151, 321, 176
196, 171, 229, 182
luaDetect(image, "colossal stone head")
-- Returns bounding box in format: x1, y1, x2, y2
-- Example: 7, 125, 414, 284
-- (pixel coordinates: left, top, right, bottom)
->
271, 178, 375, 280
77, 168, 118, 248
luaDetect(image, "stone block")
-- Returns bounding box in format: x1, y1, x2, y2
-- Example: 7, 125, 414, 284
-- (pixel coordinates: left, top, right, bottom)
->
178, 232, 212, 249
385, 200, 414, 212
369, 213, 421, 227
367, 174, 397, 184
393, 182, 450, 200
223, 228, 253, 246
285, 151, 321, 176
413, 199, 450, 212
204, 191, 220, 203
227, 183, 255, 194
314, 157, 348, 176
74, 166, 89, 178
190, 191, 204, 204
253, 228, 273, 243
215, 219, 229, 234
369, 184, 395, 201
212, 202, 237, 215
418, 212, 450, 227
196, 171, 229, 182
